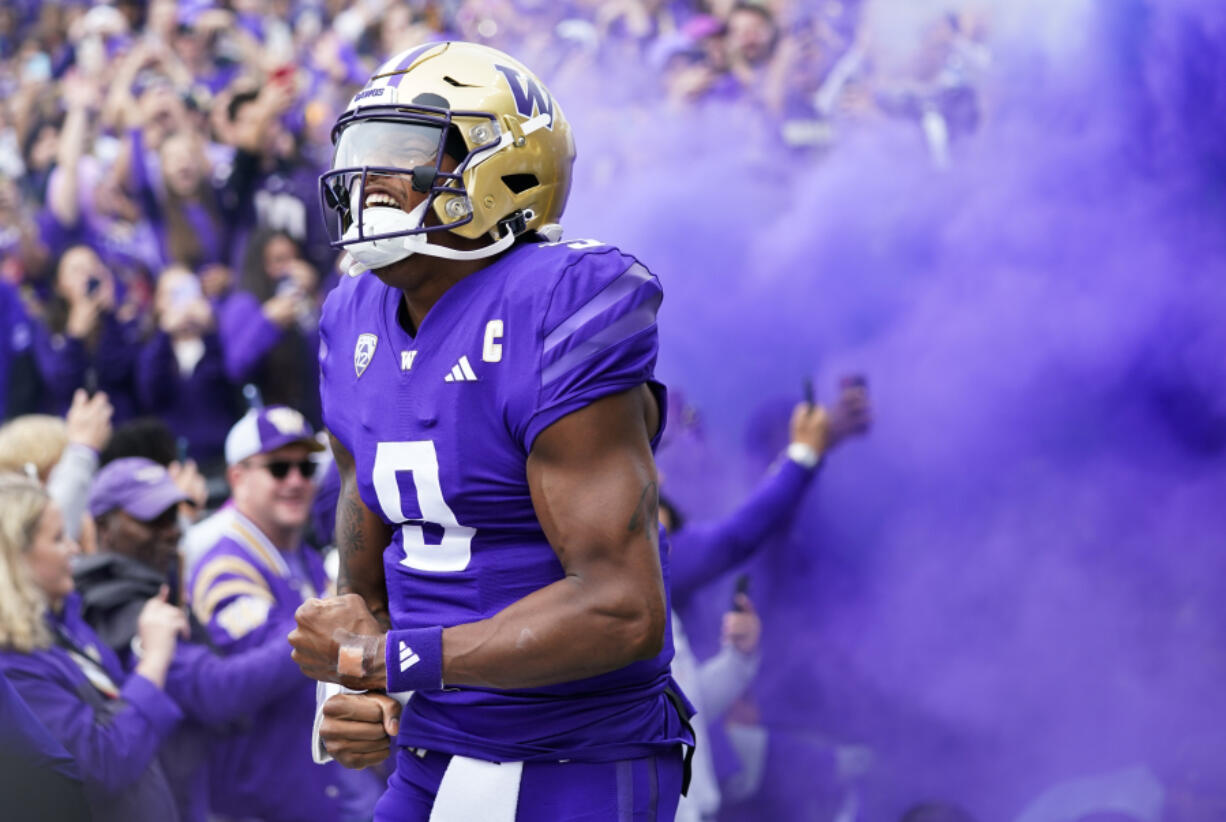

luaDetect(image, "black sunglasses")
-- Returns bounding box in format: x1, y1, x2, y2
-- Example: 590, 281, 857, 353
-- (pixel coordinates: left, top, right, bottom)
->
254, 459, 318, 480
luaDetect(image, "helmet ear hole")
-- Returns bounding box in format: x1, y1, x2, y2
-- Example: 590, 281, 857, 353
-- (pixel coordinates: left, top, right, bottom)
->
444, 127, 468, 165
501, 174, 538, 194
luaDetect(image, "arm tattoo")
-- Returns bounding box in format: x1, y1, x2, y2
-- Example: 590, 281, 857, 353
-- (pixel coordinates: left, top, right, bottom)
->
335, 481, 393, 630
337, 484, 368, 556
335, 483, 367, 595
627, 481, 659, 539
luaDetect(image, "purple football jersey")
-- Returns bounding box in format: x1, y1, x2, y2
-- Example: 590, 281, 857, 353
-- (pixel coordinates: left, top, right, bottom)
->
319, 237, 692, 763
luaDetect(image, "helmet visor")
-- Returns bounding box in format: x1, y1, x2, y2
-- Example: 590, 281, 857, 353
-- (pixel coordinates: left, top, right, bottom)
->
332, 119, 445, 172
322, 117, 477, 246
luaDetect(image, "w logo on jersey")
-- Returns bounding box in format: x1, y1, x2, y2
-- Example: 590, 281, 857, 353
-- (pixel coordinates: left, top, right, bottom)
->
354, 333, 378, 378
494, 64, 554, 128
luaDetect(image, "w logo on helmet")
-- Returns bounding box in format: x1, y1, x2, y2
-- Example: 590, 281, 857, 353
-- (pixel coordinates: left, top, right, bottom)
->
493, 64, 554, 128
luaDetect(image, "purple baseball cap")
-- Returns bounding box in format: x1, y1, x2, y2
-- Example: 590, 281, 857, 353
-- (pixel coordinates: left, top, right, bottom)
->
224, 406, 325, 465
89, 458, 189, 520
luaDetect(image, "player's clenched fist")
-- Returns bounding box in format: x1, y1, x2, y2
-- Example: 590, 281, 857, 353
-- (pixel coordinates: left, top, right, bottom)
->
320, 692, 402, 770
289, 594, 386, 689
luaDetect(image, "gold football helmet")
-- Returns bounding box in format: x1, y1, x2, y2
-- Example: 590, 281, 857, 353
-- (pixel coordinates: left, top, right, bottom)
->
321, 41, 576, 269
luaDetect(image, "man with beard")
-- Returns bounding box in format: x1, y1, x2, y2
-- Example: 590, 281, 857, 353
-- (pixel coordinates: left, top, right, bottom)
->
77, 454, 348, 822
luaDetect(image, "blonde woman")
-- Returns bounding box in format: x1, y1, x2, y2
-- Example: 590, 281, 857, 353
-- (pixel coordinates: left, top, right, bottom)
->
0, 388, 113, 542
0, 474, 187, 822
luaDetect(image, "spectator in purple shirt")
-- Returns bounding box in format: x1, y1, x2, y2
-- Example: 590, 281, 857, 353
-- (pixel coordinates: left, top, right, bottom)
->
667, 378, 872, 610
30, 245, 144, 421
724, 2, 780, 97
221, 80, 335, 276
0, 669, 90, 821
219, 228, 323, 425
0, 159, 51, 288
662, 378, 873, 820
136, 265, 241, 469
169, 5, 257, 97
38, 64, 165, 281
77, 457, 323, 822
0, 472, 186, 822
128, 127, 231, 271
16, 99, 60, 205
0, 277, 38, 417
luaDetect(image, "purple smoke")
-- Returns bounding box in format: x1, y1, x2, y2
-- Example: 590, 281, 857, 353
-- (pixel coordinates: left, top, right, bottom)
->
551, 0, 1226, 818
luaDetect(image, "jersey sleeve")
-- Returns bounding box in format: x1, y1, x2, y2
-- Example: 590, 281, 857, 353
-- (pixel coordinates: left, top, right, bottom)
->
187, 545, 276, 652
513, 247, 664, 451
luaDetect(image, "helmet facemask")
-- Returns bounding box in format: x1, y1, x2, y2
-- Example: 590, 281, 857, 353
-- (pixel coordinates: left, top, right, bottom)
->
319, 105, 517, 273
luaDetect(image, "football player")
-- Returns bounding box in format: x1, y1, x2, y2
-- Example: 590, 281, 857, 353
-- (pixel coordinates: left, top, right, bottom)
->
289, 42, 694, 820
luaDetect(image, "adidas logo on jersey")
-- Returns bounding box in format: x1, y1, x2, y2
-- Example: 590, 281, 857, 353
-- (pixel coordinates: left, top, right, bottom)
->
444, 355, 479, 382
399, 641, 420, 672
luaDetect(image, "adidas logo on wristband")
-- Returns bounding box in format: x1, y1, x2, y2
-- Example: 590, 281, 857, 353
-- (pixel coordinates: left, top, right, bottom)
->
399, 641, 421, 672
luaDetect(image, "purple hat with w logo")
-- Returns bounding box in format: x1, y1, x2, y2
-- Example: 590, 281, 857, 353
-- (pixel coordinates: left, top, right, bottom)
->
224, 406, 325, 466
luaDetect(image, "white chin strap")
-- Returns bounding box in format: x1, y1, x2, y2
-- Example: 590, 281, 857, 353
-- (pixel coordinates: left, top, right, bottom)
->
340, 200, 516, 277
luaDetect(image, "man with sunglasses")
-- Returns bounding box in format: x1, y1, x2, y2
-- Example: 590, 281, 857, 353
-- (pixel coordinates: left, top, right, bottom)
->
185, 407, 381, 821
74, 454, 363, 822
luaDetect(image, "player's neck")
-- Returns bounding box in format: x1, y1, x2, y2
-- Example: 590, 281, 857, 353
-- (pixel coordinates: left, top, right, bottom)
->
400, 268, 472, 334
377, 256, 488, 335
374, 228, 517, 332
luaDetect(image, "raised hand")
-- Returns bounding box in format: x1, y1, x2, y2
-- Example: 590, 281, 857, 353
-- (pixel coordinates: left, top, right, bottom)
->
64, 389, 113, 452
722, 594, 762, 656
826, 375, 872, 449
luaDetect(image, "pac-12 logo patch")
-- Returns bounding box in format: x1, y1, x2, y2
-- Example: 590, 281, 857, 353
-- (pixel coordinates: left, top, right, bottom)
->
354, 333, 378, 377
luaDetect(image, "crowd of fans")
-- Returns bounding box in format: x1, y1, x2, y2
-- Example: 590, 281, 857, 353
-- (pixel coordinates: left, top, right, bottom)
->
0, 1, 1001, 821
0, 0, 992, 478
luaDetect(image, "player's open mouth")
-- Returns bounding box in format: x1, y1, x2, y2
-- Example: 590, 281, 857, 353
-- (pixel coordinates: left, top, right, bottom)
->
364, 191, 400, 210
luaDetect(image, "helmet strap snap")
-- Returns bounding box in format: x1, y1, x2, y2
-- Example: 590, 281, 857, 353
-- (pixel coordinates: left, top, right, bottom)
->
497, 210, 528, 239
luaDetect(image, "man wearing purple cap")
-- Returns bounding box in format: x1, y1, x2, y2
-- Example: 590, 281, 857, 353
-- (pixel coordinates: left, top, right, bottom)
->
186, 407, 380, 821
75, 456, 324, 822
78, 458, 192, 651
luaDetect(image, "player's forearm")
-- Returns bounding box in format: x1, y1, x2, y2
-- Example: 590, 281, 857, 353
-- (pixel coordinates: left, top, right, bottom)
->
331, 432, 393, 629
440, 569, 666, 690
352, 572, 666, 693
335, 483, 392, 630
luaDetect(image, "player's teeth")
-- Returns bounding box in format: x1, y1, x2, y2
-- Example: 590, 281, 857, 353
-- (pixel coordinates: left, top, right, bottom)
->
365, 194, 398, 208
